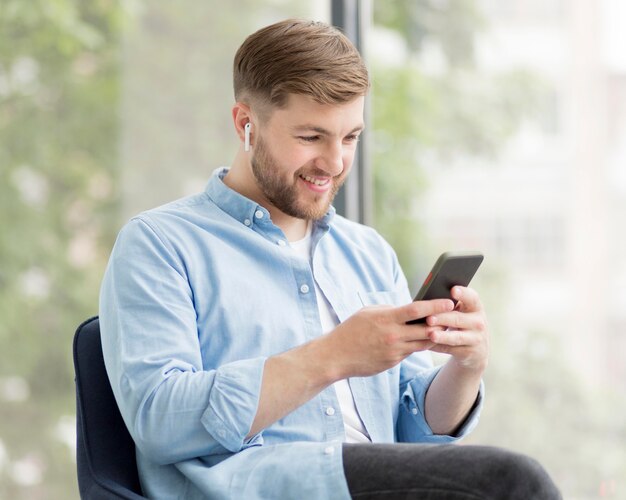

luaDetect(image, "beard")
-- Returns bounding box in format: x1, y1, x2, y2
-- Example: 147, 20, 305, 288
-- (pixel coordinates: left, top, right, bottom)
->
250, 135, 346, 220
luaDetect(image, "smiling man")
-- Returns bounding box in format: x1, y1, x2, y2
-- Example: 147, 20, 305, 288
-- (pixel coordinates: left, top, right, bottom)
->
224, 93, 363, 238
99, 19, 561, 499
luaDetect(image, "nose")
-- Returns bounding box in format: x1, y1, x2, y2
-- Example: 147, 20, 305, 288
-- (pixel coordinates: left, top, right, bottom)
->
318, 140, 345, 177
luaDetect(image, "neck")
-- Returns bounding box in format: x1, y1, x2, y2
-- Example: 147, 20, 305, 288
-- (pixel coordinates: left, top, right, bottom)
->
224, 151, 310, 242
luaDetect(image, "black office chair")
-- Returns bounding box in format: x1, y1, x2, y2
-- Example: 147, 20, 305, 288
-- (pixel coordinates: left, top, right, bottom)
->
73, 316, 147, 499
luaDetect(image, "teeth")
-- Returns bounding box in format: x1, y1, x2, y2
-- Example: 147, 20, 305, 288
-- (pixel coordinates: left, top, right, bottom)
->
301, 174, 328, 186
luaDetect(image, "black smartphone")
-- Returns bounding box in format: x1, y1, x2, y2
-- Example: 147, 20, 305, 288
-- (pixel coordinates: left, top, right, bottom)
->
406, 251, 484, 324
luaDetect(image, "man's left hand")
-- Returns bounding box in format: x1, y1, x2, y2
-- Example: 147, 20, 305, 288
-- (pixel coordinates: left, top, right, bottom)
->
425, 286, 489, 373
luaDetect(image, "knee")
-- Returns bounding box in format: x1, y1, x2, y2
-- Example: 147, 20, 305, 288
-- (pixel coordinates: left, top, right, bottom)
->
493, 449, 561, 500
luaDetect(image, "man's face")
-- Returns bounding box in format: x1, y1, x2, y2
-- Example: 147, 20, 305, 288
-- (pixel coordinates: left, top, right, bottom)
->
249, 94, 364, 221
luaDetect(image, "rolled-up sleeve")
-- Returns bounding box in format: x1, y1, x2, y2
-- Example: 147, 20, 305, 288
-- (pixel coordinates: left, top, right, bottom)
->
201, 357, 266, 452
100, 218, 265, 465
397, 360, 484, 444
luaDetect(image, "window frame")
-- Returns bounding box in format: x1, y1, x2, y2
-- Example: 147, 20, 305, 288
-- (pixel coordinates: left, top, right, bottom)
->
331, 0, 372, 225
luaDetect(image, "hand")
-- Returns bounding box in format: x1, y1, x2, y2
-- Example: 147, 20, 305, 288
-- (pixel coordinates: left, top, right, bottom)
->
325, 298, 455, 379
425, 286, 489, 373
249, 296, 458, 436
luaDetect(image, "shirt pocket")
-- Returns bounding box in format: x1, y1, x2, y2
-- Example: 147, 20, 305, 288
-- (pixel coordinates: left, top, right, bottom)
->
357, 290, 407, 307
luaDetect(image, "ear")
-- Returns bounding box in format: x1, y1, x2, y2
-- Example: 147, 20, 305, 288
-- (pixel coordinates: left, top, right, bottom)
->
232, 103, 253, 151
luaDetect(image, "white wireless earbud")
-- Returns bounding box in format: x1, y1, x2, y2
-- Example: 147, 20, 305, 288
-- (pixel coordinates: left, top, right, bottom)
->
244, 122, 251, 152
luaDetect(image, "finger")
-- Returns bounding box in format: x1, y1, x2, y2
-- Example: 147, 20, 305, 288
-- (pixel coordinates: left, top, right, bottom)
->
429, 311, 467, 330
451, 286, 482, 313
397, 299, 455, 324
429, 328, 479, 347
430, 308, 487, 331
401, 324, 446, 343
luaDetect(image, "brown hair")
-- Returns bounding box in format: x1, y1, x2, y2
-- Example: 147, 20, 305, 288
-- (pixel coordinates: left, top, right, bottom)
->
233, 19, 369, 114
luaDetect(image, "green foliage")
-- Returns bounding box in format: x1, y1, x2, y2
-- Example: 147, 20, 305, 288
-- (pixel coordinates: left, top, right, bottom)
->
2, 1, 622, 498
371, 0, 543, 279
371, 65, 435, 277
372, 1, 626, 497
374, 0, 486, 65
0, 1, 124, 497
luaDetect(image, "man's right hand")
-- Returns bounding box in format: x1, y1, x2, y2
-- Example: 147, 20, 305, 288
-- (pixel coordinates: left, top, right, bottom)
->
324, 299, 455, 379
247, 298, 453, 438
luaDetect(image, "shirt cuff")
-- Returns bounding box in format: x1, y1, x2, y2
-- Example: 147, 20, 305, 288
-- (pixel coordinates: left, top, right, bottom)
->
201, 356, 267, 452
400, 366, 484, 443
450, 381, 484, 438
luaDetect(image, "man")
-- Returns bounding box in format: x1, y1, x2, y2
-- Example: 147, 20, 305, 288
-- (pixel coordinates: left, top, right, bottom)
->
100, 19, 560, 499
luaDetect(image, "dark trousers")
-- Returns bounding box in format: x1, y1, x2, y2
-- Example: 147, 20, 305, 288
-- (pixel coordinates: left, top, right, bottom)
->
343, 443, 561, 499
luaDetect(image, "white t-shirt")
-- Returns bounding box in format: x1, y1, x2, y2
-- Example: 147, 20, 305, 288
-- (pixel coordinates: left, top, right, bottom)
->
290, 224, 371, 443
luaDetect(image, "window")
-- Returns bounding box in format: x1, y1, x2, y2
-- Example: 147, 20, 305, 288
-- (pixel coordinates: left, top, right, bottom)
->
372, 1, 626, 497
0, 2, 330, 497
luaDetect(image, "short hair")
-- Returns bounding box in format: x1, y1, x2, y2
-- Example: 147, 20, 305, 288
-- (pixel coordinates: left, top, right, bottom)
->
233, 19, 369, 115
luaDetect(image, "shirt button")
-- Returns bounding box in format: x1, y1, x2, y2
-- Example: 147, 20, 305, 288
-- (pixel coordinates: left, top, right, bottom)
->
324, 446, 335, 455
277, 239, 286, 246
325, 407, 335, 416
411, 408, 418, 415
243, 219, 251, 226
254, 210, 264, 219
300, 284, 310, 294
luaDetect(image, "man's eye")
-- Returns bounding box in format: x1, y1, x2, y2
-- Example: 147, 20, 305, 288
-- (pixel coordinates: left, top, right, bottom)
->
299, 136, 319, 142
345, 134, 360, 143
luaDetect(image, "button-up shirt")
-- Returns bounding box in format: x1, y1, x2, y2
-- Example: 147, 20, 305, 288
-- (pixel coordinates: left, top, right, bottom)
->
99, 167, 483, 499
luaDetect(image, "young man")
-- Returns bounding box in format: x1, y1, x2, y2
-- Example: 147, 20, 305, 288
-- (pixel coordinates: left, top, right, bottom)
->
100, 19, 560, 499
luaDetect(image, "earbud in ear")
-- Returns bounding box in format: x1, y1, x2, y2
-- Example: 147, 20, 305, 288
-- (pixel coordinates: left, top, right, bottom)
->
244, 122, 251, 152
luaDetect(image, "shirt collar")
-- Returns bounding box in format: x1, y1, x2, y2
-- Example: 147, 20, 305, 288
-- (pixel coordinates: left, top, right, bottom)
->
205, 167, 266, 225
205, 167, 336, 230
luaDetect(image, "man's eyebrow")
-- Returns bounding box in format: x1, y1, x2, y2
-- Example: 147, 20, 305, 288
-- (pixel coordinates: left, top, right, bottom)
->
291, 124, 365, 135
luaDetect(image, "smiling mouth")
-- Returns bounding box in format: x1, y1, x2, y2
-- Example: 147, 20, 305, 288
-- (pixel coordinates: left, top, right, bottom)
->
299, 174, 331, 187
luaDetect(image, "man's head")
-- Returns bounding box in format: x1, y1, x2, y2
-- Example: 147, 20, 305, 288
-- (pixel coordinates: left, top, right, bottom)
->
233, 19, 369, 117
228, 20, 368, 227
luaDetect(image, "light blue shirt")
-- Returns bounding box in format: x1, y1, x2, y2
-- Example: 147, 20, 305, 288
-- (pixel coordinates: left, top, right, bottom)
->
99, 167, 483, 499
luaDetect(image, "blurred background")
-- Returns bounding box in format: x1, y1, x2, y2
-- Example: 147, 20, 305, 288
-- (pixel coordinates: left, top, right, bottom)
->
1, 0, 625, 498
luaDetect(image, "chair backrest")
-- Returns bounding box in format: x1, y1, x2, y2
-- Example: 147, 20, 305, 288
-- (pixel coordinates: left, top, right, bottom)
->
73, 316, 147, 499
